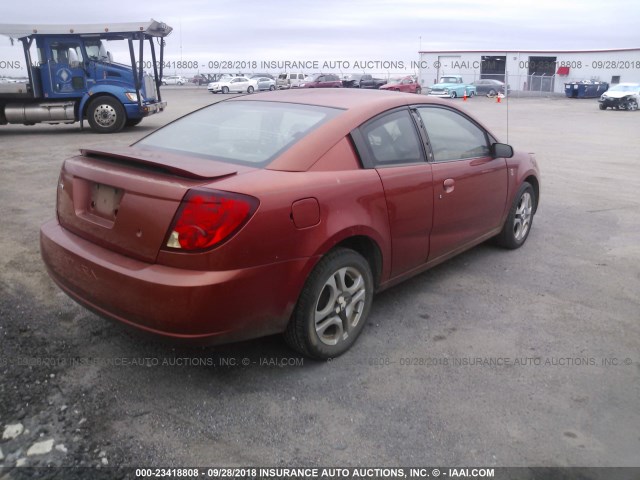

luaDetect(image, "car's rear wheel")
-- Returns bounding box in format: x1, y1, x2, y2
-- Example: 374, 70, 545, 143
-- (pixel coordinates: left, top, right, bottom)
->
416, 87, 422, 94
285, 248, 374, 360
247, 86, 254, 93
450, 91, 457, 98
222, 86, 229, 94
627, 99, 638, 111
488, 89, 497, 96
495, 182, 536, 249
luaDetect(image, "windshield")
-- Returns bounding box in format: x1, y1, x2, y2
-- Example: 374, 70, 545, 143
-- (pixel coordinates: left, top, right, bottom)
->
135, 101, 343, 167
85, 40, 109, 61
439, 77, 459, 83
610, 84, 638, 92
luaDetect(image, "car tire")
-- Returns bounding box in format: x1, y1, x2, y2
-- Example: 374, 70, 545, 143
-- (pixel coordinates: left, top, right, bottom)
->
247, 86, 254, 93
599, 103, 607, 110
284, 248, 374, 360
269, 85, 275, 91
449, 91, 457, 98
86, 96, 126, 134
416, 87, 422, 94
627, 99, 638, 111
488, 89, 497, 96
495, 182, 536, 249
222, 86, 229, 94
469, 90, 475, 97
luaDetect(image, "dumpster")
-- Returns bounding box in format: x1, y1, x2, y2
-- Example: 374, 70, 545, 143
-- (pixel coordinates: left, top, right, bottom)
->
565, 81, 609, 98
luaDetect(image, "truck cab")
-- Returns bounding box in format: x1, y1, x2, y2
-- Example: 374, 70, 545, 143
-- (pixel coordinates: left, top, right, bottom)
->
0, 20, 172, 133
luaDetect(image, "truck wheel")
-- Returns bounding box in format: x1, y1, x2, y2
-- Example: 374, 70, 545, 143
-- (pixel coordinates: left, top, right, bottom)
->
87, 96, 126, 133
449, 91, 457, 98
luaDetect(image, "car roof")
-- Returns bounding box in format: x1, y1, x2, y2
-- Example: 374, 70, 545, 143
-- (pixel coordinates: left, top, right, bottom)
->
228, 89, 460, 171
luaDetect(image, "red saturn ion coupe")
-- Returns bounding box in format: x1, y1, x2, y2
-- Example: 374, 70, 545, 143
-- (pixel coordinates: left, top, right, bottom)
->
40, 89, 540, 359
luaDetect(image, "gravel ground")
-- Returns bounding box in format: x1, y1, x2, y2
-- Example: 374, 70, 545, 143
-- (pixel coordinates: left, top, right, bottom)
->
1, 88, 639, 478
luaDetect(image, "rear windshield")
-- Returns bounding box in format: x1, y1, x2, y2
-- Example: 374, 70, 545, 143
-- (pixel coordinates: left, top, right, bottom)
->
135, 100, 343, 167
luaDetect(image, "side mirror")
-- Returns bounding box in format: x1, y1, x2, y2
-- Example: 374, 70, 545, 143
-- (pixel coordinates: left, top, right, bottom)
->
492, 143, 514, 158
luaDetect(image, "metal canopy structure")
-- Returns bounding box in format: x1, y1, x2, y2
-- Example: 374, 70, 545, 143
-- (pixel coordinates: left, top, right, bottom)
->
0, 20, 172, 40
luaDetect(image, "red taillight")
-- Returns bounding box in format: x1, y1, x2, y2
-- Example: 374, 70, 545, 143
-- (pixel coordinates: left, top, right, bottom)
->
165, 189, 258, 251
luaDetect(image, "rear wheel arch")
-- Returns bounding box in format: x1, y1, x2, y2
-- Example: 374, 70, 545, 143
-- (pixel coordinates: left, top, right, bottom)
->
524, 175, 540, 213
332, 235, 383, 290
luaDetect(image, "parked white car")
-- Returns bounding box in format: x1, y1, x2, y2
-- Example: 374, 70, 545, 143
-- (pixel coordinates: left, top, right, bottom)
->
161, 75, 186, 86
208, 76, 258, 94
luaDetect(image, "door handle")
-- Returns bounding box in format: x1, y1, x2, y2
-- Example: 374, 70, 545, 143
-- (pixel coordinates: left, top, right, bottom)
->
443, 178, 455, 194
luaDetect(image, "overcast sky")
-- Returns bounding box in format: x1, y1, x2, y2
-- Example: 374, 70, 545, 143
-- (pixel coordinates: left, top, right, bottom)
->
1, 0, 639, 75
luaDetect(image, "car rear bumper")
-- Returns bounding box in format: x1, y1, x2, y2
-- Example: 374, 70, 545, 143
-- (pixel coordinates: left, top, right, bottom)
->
40, 220, 311, 344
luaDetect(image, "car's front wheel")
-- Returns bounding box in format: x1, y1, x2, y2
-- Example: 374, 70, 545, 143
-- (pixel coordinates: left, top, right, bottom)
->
469, 90, 475, 97
449, 91, 457, 98
599, 103, 607, 110
285, 248, 374, 360
269, 85, 275, 91
247, 86, 254, 93
495, 182, 536, 249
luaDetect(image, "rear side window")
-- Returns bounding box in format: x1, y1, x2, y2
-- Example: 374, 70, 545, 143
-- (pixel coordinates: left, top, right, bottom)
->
136, 101, 343, 167
359, 110, 424, 166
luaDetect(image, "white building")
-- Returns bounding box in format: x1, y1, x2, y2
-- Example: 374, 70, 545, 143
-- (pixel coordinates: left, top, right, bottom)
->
416, 48, 640, 94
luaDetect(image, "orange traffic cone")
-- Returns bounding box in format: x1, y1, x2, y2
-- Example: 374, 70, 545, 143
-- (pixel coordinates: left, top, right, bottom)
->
496, 94, 501, 103
463, 92, 468, 101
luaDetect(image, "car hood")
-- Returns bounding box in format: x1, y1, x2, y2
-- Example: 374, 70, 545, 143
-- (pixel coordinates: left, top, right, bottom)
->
431, 83, 460, 89
603, 90, 637, 98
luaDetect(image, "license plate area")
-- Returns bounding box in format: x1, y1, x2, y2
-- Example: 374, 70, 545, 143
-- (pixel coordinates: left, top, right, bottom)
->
89, 183, 124, 221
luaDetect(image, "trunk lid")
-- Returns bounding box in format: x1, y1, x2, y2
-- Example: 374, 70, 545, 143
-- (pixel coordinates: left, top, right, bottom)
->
57, 146, 251, 263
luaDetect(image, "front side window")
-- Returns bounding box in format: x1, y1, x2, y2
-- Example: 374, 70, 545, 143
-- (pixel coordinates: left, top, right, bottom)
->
417, 107, 490, 162
360, 110, 424, 165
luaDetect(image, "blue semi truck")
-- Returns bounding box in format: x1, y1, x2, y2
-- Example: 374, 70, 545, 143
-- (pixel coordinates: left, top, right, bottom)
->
0, 20, 172, 133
